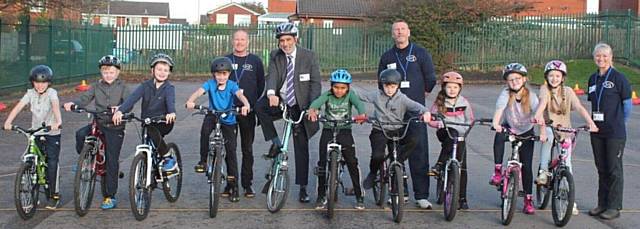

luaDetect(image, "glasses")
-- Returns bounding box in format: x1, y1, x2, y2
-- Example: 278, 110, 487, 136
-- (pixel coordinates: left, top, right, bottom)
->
506, 77, 523, 83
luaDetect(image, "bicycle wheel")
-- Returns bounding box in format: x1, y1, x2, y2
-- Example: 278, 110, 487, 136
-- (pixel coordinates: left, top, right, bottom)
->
444, 162, 461, 221
14, 162, 39, 220
501, 170, 519, 226
129, 154, 152, 221
209, 151, 223, 218
162, 143, 182, 202
391, 165, 404, 223
535, 166, 551, 210
327, 150, 339, 219
435, 172, 444, 205
74, 145, 97, 217
267, 157, 289, 213
552, 169, 575, 227
372, 168, 386, 207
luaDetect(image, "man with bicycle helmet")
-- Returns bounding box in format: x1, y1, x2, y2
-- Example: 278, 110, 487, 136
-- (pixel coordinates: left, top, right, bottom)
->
4, 65, 62, 209
63, 55, 130, 209
307, 69, 367, 209
377, 20, 437, 209
255, 22, 321, 203
185, 57, 251, 202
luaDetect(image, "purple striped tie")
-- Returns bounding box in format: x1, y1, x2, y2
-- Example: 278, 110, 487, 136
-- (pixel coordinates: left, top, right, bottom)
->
285, 55, 296, 106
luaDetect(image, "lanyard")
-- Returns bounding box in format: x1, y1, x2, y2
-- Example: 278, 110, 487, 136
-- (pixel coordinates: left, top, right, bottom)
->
596, 67, 612, 111
394, 43, 413, 81
232, 55, 249, 82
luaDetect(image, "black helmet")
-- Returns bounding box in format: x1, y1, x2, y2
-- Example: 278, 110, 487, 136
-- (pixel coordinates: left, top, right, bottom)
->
275, 22, 298, 39
379, 69, 402, 85
150, 53, 174, 71
210, 57, 233, 73
98, 55, 121, 69
29, 65, 53, 83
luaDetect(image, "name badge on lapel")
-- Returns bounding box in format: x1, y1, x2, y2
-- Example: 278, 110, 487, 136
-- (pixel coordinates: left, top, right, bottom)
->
400, 81, 410, 88
592, 112, 604, 122
588, 85, 596, 94
387, 63, 397, 70
300, 73, 310, 82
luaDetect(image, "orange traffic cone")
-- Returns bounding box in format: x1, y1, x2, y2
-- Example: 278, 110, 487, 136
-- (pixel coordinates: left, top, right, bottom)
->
75, 80, 90, 92
0, 102, 6, 112
573, 83, 584, 95
632, 91, 640, 105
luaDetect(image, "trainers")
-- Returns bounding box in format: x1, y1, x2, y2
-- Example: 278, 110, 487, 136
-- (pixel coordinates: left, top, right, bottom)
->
459, 198, 469, 210
46, 194, 60, 210
362, 173, 375, 190
489, 164, 502, 186
427, 163, 442, 176
229, 187, 240, 202
599, 209, 620, 220
244, 187, 255, 198
523, 194, 535, 214
100, 197, 117, 210
572, 202, 579, 215
416, 199, 433, 209
163, 157, 177, 171
535, 170, 550, 185
355, 197, 365, 210
221, 185, 231, 197
194, 161, 206, 173
315, 196, 327, 209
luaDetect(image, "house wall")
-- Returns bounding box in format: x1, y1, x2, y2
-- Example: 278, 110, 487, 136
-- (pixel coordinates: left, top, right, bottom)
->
600, 0, 639, 14
208, 5, 258, 25
516, 0, 587, 15
268, 0, 296, 13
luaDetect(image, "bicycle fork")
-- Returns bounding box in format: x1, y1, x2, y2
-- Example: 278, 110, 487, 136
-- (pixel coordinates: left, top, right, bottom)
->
135, 144, 154, 188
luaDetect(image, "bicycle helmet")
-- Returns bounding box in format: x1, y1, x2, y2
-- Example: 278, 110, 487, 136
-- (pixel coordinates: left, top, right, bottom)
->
211, 57, 233, 73
442, 71, 464, 85
330, 69, 352, 84
379, 69, 402, 85
29, 65, 53, 82
275, 22, 298, 39
502, 63, 527, 80
98, 55, 121, 69
544, 60, 567, 76
150, 53, 174, 71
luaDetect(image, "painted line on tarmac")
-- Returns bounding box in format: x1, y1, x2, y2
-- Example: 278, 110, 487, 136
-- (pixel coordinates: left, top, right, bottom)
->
1, 208, 640, 213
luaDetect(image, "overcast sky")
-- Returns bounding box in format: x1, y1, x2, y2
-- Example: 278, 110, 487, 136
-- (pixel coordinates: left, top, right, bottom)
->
125, 0, 269, 24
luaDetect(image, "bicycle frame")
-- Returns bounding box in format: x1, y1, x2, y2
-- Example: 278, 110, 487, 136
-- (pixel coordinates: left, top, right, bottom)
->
129, 116, 173, 188
500, 129, 538, 196
273, 105, 307, 170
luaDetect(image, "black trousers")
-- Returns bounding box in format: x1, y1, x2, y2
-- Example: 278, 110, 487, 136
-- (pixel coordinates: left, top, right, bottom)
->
237, 112, 256, 189
199, 114, 239, 185
147, 123, 173, 157
316, 129, 362, 198
493, 128, 535, 195
36, 134, 61, 196
75, 124, 125, 197
435, 128, 468, 199
590, 135, 625, 210
256, 98, 310, 186
368, 128, 417, 176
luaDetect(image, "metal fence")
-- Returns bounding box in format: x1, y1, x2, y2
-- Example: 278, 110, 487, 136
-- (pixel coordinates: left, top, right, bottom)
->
1, 11, 638, 93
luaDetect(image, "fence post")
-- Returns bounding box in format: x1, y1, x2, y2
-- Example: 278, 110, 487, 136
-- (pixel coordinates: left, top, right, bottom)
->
626, 9, 632, 64
48, 18, 53, 67
604, 10, 610, 42
23, 15, 31, 70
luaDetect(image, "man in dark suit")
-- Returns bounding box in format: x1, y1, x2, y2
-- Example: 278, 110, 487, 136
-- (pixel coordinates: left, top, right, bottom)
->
256, 22, 321, 203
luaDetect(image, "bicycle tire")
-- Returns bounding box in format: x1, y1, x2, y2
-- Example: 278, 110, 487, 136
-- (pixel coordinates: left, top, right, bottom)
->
210, 149, 223, 218
372, 167, 386, 207
267, 158, 289, 213
435, 172, 444, 205
327, 150, 339, 219
501, 170, 519, 226
444, 162, 460, 221
162, 143, 182, 203
391, 165, 404, 223
15, 162, 39, 220
129, 154, 152, 221
74, 145, 97, 217
552, 169, 575, 227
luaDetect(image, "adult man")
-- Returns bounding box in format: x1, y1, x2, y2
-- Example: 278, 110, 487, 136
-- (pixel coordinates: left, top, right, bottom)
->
377, 20, 437, 209
224, 30, 265, 198
256, 22, 321, 203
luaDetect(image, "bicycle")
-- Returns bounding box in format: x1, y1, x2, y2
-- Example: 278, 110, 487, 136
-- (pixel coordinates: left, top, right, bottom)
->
68, 105, 124, 216
429, 115, 492, 221
261, 103, 306, 213
535, 123, 589, 227
125, 114, 182, 221
491, 123, 540, 226
316, 115, 362, 219
367, 116, 422, 223
10, 124, 58, 220
191, 105, 240, 218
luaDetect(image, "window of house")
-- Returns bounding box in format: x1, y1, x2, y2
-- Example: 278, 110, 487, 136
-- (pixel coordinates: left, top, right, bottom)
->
148, 17, 160, 25
216, 14, 228, 24
130, 17, 142, 26
234, 14, 251, 26
100, 16, 110, 25
323, 20, 333, 28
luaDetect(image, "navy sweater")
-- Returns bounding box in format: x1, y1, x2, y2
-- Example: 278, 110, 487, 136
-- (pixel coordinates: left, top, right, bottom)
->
225, 53, 265, 107
378, 42, 437, 105
118, 79, 176, 118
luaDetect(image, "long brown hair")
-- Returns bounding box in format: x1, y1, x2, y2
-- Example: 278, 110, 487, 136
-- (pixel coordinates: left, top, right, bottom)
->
508, 86, 532, 114
545, 78, 569, 115
434, 82, 459, 114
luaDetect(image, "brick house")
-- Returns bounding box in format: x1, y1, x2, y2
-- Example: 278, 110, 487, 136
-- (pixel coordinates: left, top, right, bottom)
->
206, 3, 260, 26
85, 1, 170, 27
516, 0, 587, 15
290, 0, 375, 27
258, 0, 296, 24
600, 0, 640, 15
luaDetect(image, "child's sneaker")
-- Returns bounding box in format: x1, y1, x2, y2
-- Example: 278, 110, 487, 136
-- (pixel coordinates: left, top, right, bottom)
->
459, 198, 469, 210
427, 163, 442, 176
572, 202, 579, 215
489, 164, 502, 186
163, 157, 177, 171
194, 161, 206, 173
46, 193, 61, 209
315, 196, 327, 209
523, 194, 535, 214
100, 197, 117, 210
355, 197, 365, 210
416, 199, 433, 209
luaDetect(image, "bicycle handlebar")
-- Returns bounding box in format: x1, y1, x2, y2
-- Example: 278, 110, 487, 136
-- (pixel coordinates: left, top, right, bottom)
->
191, 105, 241, 117
366, 116, 422, 141
432, 114, 493, 140
122, 113, 167, 125
68, 104, 113, 116
11, 124, 60, 138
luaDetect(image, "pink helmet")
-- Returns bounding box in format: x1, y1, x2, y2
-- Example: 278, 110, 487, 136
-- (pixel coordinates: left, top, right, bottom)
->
442, 71, 464, 85
544, 60, 567, 76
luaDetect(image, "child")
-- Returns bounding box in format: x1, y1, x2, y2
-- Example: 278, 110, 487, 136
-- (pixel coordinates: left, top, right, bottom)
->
534, 60, 599, 215
427, 71, 474, 210
489, 63, 540, 214
307, 69, 367, 210
4, 65, 62, 209
63, 55, 130, 210
185, 57, 250, 202
360, 69, 431, 202
112, 53, 177, 195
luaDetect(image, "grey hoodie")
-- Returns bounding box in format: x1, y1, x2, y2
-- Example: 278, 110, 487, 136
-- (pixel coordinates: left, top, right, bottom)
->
358, 89, 427, 131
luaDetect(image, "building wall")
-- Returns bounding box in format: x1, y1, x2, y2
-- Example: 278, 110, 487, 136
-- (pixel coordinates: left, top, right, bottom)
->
268, 0, 296, 13
517, 0, 587, 15
208, 5, 258, 25
297, 17, 364, 27
600, 0, 639, 14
